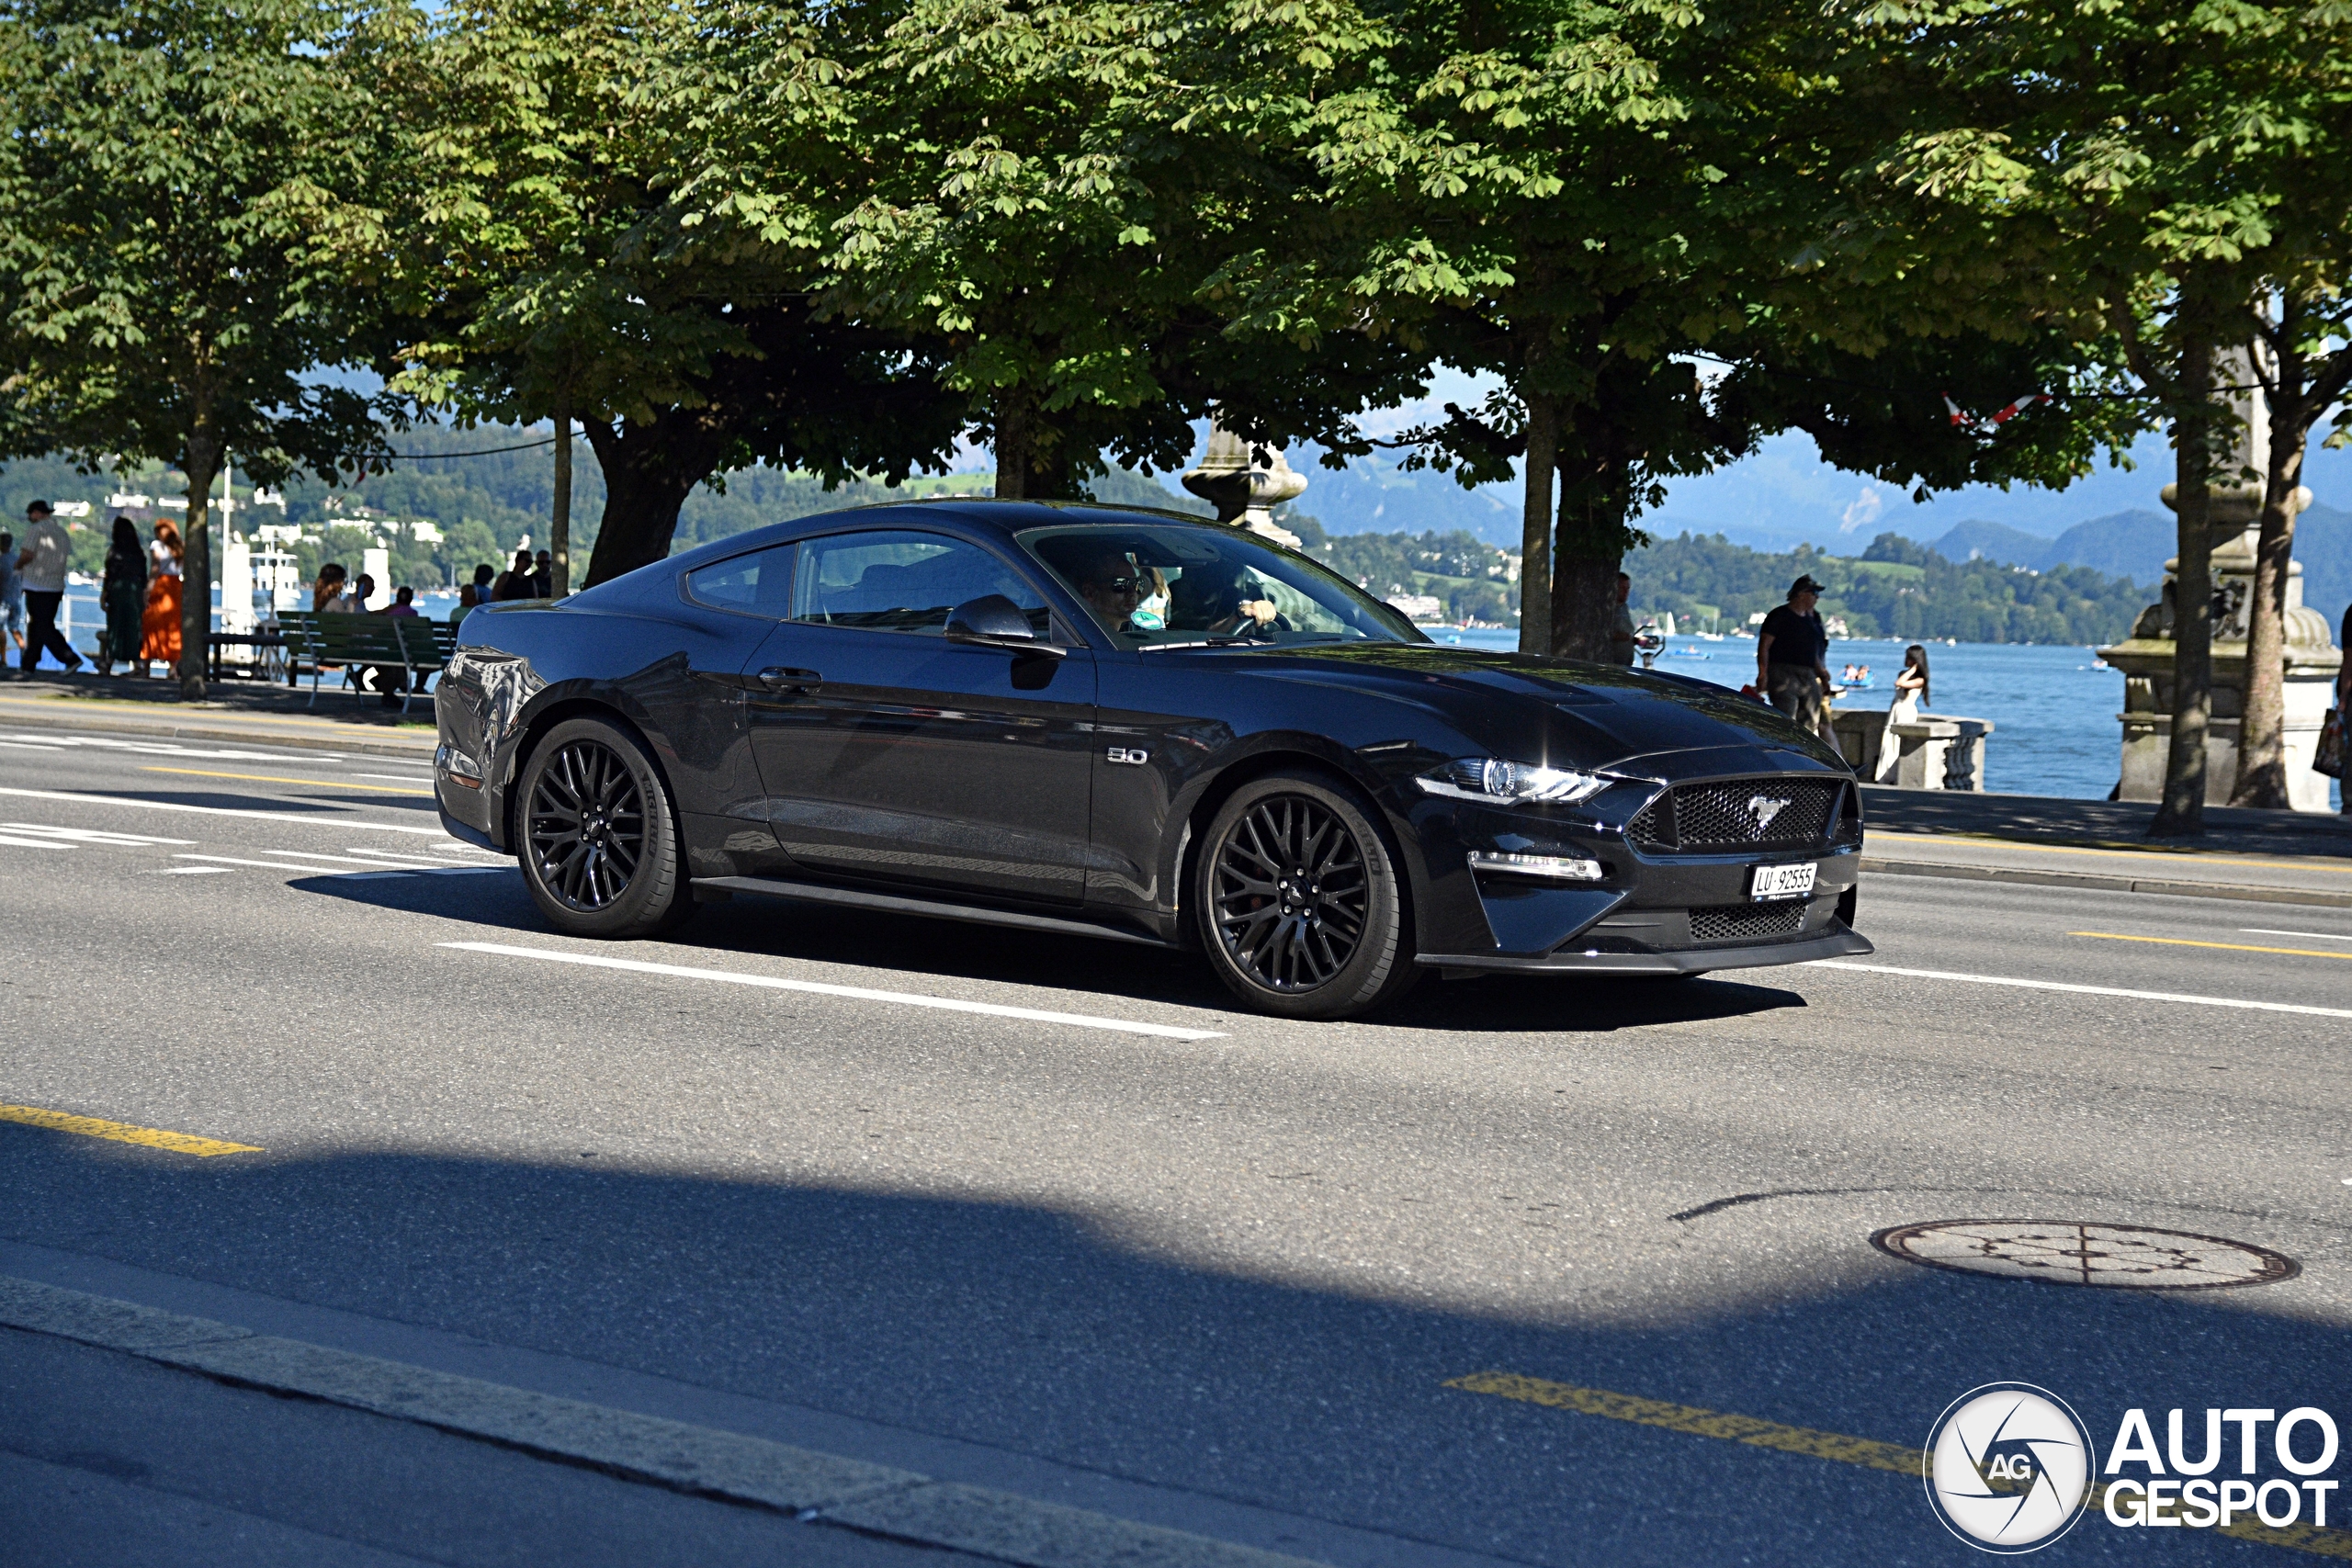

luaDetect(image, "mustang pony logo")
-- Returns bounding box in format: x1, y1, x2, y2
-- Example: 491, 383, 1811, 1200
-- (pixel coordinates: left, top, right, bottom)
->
1747, 795, 1792, 832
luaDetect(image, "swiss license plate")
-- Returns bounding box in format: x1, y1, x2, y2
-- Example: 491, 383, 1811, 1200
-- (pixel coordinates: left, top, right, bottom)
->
1750, 863, 1816, 901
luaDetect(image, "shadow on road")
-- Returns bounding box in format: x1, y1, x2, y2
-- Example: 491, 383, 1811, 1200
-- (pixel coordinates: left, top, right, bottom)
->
47, 785, 441, 817
293, 872, 1812, 1035
2, 1126, 2329, 1567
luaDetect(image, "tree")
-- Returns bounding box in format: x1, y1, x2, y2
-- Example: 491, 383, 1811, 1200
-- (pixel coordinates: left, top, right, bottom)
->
0, 0, 399, 696
823, 2, 1424, 503
1283, 0, 2120, 662
1857, 0, 2322, 836
380, 0, 967, 588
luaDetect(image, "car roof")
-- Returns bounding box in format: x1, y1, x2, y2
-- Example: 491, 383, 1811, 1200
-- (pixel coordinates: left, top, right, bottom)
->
656, 498, 1220, 578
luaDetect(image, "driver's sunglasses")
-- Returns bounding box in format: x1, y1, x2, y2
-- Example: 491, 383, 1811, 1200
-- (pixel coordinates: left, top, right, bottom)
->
1092, 576, 1139, 593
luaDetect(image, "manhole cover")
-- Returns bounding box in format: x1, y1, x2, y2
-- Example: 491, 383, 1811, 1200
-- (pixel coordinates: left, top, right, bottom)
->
1871, 1220, 2298, 1290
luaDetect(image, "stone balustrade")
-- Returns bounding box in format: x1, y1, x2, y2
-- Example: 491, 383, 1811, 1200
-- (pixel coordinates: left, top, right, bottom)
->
1829, 709, 1996, 791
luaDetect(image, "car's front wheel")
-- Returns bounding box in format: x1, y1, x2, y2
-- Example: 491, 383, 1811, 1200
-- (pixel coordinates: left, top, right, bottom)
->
1193, 770, 1418, 1020
515, 716, 692, 939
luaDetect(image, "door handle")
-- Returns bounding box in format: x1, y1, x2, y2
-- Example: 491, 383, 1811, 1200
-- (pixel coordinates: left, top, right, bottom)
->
757, 667, 821, 694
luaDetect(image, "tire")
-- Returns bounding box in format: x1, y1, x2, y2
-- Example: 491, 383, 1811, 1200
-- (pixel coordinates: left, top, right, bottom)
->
514, 716, 693, 940
1192, 769, 1419, 1020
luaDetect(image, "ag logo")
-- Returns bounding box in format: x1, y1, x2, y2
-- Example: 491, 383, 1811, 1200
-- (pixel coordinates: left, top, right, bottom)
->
1747, 795, 1791, 831
1923, 1383, 2093, 1552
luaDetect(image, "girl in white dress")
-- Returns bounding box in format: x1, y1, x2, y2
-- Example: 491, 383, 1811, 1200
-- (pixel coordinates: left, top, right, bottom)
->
1875, 645, 1930, 783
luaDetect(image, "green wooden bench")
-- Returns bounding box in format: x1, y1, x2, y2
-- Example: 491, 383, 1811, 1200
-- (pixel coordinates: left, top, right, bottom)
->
276, 611, 458, 714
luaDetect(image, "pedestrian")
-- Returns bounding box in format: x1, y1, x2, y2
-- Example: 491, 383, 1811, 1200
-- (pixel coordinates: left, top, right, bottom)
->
1609, 571, 1637, 667
313, 562, 350, 612
1874, 644, 1930, 783
532, 550, 552, 598
1755, 574, 1834, 737
140, 518, 184, 671
350, 573, 376, 612
0, 531, 21, 668
451, 582, 479, 627
98, 516, 148, 676
15, 501, 84, 675
386, 585, 419, 616
471, 562, 496, 603
492, 548, 536, 602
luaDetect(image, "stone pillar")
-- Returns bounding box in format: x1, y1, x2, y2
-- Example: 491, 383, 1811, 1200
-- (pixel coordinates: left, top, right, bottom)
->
2098, 349, 2344, 812
1182, 418, 1307, 547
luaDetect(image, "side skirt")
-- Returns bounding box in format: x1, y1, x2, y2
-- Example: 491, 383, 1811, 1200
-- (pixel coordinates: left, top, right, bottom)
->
693, 875, 1178, 950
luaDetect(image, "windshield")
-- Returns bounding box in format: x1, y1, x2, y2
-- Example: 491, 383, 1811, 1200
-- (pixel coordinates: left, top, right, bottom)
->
1019, 524, 1427, 649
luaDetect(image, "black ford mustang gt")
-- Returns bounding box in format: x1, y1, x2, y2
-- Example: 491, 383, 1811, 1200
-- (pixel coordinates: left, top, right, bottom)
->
434, 500, 1871, 1019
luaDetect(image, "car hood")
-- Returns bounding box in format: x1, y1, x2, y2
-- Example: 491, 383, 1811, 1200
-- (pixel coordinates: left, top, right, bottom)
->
1218, 642, 1849, 773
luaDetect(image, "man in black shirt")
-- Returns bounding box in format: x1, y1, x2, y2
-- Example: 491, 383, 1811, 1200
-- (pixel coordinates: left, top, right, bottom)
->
1757, 574, 1834, 735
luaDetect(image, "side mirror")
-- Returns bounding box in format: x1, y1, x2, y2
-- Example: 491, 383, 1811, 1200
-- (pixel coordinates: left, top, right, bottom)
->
944, 594, 1064, 656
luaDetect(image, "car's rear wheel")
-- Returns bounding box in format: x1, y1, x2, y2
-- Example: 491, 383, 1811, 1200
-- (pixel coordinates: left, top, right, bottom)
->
516, 716, 692, 939
1193, 770, 1418, 1020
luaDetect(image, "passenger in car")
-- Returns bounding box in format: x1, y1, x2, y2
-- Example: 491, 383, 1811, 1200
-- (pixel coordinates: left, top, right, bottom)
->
1073, 551, 1146, 626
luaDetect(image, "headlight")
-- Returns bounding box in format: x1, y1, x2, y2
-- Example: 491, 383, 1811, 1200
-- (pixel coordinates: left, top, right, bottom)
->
1414, 758, 1611, 806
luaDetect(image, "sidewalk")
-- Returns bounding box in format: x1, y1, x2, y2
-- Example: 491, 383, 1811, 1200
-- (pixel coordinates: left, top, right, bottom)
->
1860, 786, 2352, 909
0, 671, 436, 758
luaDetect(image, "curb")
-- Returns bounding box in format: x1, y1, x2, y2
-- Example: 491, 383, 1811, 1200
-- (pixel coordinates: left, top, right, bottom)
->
0, 1274, 1328, 1568
1860, 855, 2352, 909
0, 702, 437, 759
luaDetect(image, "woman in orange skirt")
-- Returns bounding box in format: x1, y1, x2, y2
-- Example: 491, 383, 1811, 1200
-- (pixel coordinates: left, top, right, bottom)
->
140, 519, 184, 671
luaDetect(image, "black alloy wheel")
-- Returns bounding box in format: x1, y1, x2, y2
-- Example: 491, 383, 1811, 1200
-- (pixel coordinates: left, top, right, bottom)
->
1194, 770, 1418, 1020
515, 716, 691, 939
527, 739, 646, 910
1212, 795, 1369, 990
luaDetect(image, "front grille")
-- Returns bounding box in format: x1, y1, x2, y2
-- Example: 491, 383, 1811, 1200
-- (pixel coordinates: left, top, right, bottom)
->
1629, 779, 1842, 853
1689, 902, 1808, 944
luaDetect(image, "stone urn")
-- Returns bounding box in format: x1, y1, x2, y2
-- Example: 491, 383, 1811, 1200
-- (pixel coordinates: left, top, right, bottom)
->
1182, 420, 1306, 547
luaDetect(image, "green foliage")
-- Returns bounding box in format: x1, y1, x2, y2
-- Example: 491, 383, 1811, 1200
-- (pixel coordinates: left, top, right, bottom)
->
0, 0, 400, 487
1631, 531, 2149, 645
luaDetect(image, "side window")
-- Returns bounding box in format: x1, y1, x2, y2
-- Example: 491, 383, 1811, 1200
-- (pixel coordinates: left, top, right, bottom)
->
684, 546, 792, 615
787, 530, 1051, 637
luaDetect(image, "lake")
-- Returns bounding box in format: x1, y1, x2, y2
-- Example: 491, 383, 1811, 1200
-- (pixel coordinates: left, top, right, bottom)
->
1430, 628, 2288, 805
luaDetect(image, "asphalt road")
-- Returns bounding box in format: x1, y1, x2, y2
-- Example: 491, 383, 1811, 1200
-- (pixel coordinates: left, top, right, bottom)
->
3, 722, 2349, 1566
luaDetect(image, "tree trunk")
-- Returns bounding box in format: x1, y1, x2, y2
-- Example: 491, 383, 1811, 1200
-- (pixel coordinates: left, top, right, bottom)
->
549, 395, 572, 600
1519, 393, 1556, 657
2228, 385, 2303, 810
994, 395, 1032, 501
2151, 336, 2215, 838
1550, 420, 1628, 663
178, 425, 220, 703
579, 412, 731, 587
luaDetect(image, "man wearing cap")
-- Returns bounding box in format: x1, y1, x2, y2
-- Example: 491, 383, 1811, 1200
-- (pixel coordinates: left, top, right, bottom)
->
13, 501, 83, 676
1757, 574, 1833, 735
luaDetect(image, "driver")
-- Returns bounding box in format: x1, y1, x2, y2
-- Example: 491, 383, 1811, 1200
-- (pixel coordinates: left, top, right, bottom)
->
1169, 560, 1282, 637
1074, 550, 1145, 626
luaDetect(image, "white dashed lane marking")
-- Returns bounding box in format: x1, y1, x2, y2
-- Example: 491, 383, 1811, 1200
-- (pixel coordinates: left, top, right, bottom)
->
444, 942, 1229, 1042
1807, 960, 2352, 1021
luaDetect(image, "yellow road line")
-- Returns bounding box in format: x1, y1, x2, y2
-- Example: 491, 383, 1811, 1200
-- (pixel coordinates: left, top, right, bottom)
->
1445, 1371, 1924, 1473
0, 1103, 261, 1156
2069, 931, 2352, 962
1448, 1371, 2352, 1557
1872, 832, 2352, 876
139, 767, 434, 797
